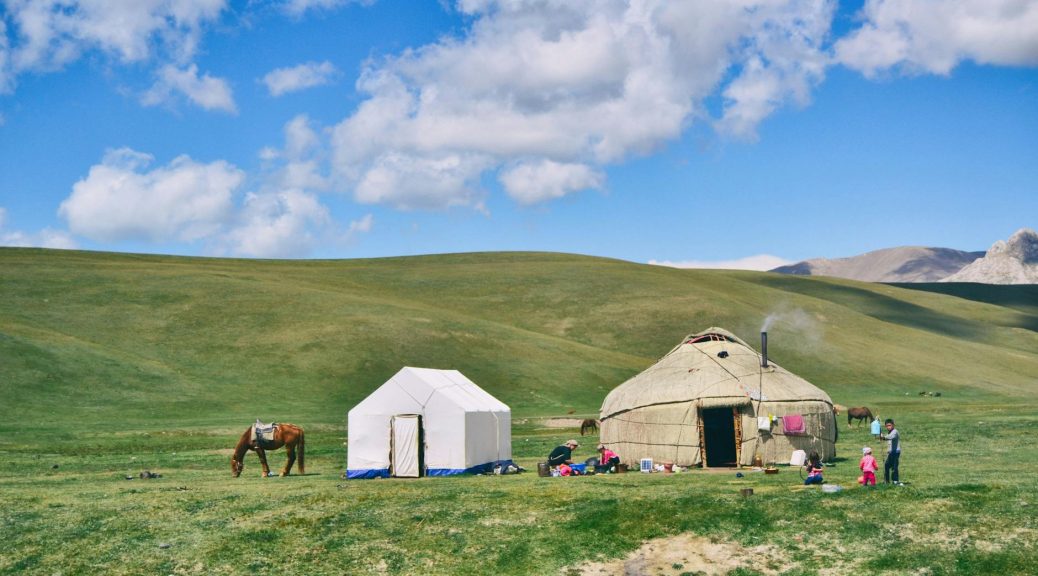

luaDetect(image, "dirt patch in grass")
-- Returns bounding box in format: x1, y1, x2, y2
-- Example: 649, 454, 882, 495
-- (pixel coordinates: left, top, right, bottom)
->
563, 533, 789, 575
542, 418, 584, 429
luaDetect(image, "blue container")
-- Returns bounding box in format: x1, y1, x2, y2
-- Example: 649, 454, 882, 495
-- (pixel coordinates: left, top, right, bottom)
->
870, 418, 881, 436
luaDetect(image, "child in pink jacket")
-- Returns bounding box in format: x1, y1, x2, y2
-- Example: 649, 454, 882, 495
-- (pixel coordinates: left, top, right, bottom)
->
859, 446, 878, 486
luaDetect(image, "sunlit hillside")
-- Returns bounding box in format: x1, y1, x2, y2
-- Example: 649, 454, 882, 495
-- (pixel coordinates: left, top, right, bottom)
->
3, 248, 1036, 430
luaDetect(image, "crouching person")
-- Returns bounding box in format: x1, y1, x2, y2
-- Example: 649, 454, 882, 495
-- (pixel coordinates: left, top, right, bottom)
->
595, 444, 620, 473
803, 450, 824, 485
548, 439, 578, 468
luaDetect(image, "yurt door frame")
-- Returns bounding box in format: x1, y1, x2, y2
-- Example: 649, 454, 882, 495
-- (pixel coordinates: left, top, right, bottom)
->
700, 407, 739, 467
390, 414, 424, 478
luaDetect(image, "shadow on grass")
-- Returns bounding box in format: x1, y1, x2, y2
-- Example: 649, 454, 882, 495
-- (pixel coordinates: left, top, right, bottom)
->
753, 276, 996, 342
893, 283, 1038, 331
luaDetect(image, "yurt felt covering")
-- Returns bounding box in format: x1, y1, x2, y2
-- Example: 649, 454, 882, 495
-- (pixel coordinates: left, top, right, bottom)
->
599, 328, 836, 467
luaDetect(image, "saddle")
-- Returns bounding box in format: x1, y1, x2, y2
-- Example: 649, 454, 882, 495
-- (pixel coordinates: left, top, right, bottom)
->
252, 419, 278, 447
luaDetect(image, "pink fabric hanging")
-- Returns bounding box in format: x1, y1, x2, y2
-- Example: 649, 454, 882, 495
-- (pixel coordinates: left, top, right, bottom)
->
783, 414, 806, 434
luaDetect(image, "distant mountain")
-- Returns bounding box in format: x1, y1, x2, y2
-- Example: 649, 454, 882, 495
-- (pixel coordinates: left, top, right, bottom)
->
941, 228, 1038, 284
770, 247, 984, 283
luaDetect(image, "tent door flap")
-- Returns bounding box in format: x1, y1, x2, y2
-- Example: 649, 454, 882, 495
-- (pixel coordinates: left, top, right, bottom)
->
391, 415, 422, 478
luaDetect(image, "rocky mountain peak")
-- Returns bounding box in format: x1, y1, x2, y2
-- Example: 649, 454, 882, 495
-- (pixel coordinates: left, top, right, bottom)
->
940, 228, 1038, 284
990, 228, 1038, 263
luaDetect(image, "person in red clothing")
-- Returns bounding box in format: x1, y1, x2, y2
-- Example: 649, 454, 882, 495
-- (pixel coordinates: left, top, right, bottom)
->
595, 444, 620, 473
859, 446, 878, 486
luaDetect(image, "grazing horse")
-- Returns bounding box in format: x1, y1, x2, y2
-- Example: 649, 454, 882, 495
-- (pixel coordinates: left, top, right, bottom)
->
580, 418, 599, 436
231, 422, 305, 478
846, 407, 874, 428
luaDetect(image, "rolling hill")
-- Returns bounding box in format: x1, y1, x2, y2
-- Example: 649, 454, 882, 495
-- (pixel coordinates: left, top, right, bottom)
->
2, 248, 1037, 431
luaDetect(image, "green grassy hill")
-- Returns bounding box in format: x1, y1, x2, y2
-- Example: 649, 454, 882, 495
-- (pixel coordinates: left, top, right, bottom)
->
3, 248, 1038, 575
3, 248, 1036, 430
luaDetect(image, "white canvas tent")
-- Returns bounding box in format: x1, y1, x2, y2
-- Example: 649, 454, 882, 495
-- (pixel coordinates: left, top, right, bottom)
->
346, 367, 512, 479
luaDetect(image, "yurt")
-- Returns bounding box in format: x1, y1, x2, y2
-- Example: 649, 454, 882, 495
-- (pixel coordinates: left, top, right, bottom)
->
599, 328, 836, 467
346, 367, 512, 478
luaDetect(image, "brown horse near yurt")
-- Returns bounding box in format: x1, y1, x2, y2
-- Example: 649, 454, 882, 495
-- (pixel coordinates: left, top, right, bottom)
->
231, 422, 305, 478
846, 406, 874, 428
580, 418, 599, 436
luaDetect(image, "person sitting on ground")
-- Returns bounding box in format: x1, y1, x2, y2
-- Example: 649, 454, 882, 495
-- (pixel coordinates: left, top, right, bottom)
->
803, 450, 824, 485
548, 439, 579, 467
595, 443, 620, 473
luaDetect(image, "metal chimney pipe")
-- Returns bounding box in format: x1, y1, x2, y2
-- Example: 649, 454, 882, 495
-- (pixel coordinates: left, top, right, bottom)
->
761, 331, 768, 368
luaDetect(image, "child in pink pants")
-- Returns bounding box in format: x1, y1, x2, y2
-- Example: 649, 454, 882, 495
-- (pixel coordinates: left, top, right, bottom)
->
859, 446, 878, 486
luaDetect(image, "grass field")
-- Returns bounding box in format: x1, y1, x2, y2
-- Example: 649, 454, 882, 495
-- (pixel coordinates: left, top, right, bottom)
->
2, 248, 1037, 574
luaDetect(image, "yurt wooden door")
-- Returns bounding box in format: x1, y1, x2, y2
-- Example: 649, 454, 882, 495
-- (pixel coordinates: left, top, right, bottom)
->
391, 415, 423, 477
701, 407, 738, 467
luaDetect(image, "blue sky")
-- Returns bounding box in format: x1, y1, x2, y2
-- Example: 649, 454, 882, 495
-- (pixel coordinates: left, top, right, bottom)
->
1, 0, 1035, 267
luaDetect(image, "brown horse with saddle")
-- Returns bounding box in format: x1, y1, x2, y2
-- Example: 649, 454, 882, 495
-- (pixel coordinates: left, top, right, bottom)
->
231, 421, 305, 478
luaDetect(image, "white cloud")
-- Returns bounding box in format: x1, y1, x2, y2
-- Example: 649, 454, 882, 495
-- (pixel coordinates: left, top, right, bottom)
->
263, 61, 338, 96
499, 159, 603, 205
331, 0, 837, 209
284, 115, 321, 160
142, 63, 236, 112
219, 189, 331, 258
0, 207, 78, 249
835, 0, 1038, 77
0, 20, 11, 93
283, 0, 352, 17
0, 0, 226, 92
2, 227, 79, 249
352, 152, 494, 211
260, 115, 329, 191
215, 115, 361, 258
348, 213, 373, 235
58, 148, 244, 243
52, 114, 365, 258
649, 254, 794, 271
217, 194, 372, 259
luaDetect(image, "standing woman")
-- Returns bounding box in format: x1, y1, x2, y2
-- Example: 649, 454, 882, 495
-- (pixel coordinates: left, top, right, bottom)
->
880, 418, 902, 485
